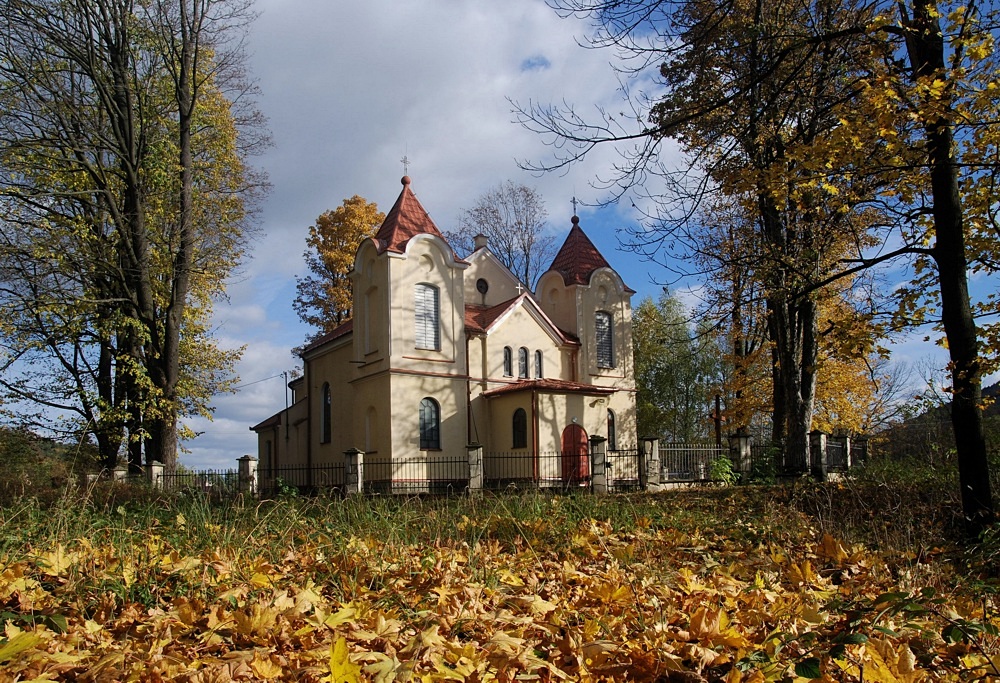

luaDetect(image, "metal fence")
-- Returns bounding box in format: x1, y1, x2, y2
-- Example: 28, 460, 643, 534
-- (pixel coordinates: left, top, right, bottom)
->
156, 469, 239, 494
607, 447, 643, 491
826, 439, 848, 471
362, 455, 469, 494
259, 463, 345, 496
660, 443, 725, 482
483, 451, 592, 492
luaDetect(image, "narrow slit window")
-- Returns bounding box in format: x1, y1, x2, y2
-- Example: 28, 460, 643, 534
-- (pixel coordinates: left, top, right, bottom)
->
596, 311, 614, 368
414, 284, 440, 350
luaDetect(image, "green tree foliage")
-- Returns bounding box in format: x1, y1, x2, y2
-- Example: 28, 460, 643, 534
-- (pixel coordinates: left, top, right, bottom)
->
293, 196, 384, 340
633, 291, 720, 442
0, 0, 266, 471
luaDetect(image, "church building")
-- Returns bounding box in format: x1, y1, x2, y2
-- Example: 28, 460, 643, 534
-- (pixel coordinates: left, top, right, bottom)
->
251, 176, 636, 490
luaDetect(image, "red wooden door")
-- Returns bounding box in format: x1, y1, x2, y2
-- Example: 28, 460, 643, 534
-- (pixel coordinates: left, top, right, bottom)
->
561, 424, 589, 485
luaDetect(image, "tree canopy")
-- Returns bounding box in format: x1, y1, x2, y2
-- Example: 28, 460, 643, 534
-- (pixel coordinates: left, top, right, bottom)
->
294, 196, 385, 341
520, 0, 999, 531
0, 0, 267, 470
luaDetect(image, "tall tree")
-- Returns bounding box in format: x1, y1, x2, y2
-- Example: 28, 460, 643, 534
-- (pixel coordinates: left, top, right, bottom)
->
0, 0, 265, 470
294, 196, 384, 339
633, 291, 720, 442
445, 181, 555, 289
521, 0, 997, 530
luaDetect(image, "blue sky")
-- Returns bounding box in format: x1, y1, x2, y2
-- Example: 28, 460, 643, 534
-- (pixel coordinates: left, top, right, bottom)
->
179, 0, 974, 470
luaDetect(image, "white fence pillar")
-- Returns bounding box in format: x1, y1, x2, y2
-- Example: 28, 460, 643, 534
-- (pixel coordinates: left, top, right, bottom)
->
590, 436, 608, 494
147, 461, 164, 489
238, 455, 258, 496
344, 449, 364, 495
467, 443, 483, 494
641, 438, 660, 488
729, 429, 752, 478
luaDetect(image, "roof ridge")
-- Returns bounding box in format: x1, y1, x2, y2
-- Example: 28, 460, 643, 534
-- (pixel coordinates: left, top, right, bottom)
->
373, 176, 446, 253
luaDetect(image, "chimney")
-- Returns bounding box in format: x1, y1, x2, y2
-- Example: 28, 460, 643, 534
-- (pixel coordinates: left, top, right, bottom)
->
473, 234, 488, 251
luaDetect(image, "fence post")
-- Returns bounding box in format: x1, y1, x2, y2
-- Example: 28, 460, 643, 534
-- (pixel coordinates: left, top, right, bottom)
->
809, 430, 828, 481
147, 461, 164, 489
641, 438, 660, 488
729, 429, 752, 478
344, 448, 364, 495
590, 435, 608, 494
467, 443, 483, 494
112, 465, 128, 482
841, 434, 852, 469
238, 455, 258, 496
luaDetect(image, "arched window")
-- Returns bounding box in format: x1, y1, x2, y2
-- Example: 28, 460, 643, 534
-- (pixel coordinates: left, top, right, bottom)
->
321, 383, 332, 443
534, 350, 543, 378
414, 283, 440, 350
595, 311, 614, 368
512, 408, 528, 449
607, 409, 617, 451
518, 347, 529, 378
503, 346, 513, 377
419, 398, 440, 450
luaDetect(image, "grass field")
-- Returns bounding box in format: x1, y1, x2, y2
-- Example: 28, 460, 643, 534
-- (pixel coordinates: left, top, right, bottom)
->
0, 465, 997, 682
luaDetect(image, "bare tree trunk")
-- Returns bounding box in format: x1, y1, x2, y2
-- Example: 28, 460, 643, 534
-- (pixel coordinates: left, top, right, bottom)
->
904, 0, 994, 535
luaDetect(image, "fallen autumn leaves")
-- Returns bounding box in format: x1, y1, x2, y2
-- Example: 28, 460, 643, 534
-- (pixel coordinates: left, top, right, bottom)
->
0, 487, 997, 681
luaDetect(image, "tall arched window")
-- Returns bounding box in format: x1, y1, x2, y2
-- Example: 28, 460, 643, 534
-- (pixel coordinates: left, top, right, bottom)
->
414, 283, 440, 350
518, 347, 529, 378
595, 311, 614, 368
607, 409, 617, 451
503, 346, 513, 377
534, 350, 543, 378
512, 408, 528, 449
419, 398, 440, 449
321, 383, 332, 443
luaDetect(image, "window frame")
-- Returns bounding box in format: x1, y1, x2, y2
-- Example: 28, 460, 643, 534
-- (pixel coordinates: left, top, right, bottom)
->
595, 311, 615, 368
517, 346, 529, 378
512, 408, 528, 449
534, 350, 543, 378
503, 346, 513, 377
419, 397, 441, 450
414, 283, 440, 350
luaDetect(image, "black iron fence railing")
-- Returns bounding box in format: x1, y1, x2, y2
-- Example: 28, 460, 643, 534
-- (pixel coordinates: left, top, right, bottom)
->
607, 447, 642, 491
156, 469, 239, 494
259, 463, 345, 496
483, 451, 592, 491
362, 455, 469, 494
826, 439, 848, 471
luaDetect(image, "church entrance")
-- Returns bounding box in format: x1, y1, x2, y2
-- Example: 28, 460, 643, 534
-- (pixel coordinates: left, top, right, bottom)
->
560, 424, 589, 486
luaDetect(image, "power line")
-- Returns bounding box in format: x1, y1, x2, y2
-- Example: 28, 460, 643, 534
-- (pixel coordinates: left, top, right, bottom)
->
232, 373, 284, 390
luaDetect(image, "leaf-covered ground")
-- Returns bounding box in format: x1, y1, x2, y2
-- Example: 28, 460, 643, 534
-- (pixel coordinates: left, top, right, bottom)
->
0, 485, 997, 681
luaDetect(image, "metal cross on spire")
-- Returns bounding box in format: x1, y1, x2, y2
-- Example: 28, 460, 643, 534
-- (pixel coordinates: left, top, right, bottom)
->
401, 155, 410, 175
571, 196, 578, 216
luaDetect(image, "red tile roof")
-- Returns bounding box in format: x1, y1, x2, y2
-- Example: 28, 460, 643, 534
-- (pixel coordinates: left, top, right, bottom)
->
548, 216, 634, 293
373, 176, 446, 254
483, 378, 616, 398
464, 297, 520, 334
299, 319, 353, 355
465, 296, 580, 346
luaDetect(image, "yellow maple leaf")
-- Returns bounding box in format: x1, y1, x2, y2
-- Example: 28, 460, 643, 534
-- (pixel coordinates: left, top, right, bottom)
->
328, 636, 361, 683
250, 650, 284, 680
